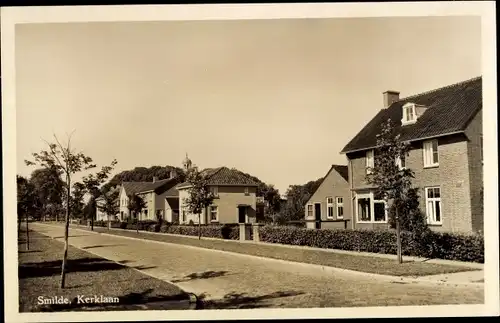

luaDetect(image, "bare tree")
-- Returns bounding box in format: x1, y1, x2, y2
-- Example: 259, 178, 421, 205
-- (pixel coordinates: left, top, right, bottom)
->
25, 132, 101, 288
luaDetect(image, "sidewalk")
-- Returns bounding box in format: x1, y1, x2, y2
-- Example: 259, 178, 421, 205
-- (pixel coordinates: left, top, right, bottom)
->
44, 223, 484, 286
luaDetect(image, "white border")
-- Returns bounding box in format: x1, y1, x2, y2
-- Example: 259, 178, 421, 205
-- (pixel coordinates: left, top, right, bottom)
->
2, 2, 498, 322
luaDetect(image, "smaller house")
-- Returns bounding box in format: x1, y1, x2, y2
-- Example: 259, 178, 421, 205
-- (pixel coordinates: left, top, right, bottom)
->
304, 165, 351, 229
95, 197, 108, 222
95, 195, 119, 222
177, 166, 260, 224
119, 175, 180, 221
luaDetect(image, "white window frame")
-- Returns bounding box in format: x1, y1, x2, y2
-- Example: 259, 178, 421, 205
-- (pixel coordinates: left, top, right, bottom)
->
244, 187, 249, 196
306, 204, 313, 219
402, 103, 417, 125
336, 197, 344, 219
425, 187, 442, 225
355, 192, 388, 223
210, 205, 219, 222
326, 197, 334, 219
395, 154, 406, 170
423, 140, 439, 168
366, 149, 374, 174
211, 186, 219, 197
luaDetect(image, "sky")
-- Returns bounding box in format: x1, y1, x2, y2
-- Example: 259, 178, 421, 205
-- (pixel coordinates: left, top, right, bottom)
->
15, 16, 481, 194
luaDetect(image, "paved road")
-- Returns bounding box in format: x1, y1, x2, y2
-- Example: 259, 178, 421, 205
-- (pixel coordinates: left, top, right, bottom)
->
30, 223, 484, 309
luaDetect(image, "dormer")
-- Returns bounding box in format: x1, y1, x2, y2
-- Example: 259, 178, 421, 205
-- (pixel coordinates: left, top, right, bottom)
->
401, 102, 427, 125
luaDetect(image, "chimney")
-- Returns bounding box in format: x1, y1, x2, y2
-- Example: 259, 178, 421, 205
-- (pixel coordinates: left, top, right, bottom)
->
153, 176, 157, 183
383, 90, 400, 108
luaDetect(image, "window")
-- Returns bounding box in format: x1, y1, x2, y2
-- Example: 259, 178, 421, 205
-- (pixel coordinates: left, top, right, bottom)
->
356, 192, 387, 223
423, 140, 439, 167
395, 155, 406, 170
426, 187, 442, 225
357, 197, 371, 222
402, 103, 417, 124
210, 206, 219, 222
366, 150, 374, 174
144, 209, 148, 217
244, 187, 249, 196
336, 197, 344, 218
326, 197, 334, 219
210, 186, 219, 197
307, 204, 313, 218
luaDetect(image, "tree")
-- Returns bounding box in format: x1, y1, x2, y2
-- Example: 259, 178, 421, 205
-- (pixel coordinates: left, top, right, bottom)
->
29, 166, 64, 221
83, 197, 97, 223
365, 118, 416, 264
17, 175, 40, 250
70, 182, 86, 219
102, 165, 185, 192
97, 187, 120, 229
25, 133, 104, 289
82, 160, 118, 230
183, 166, 215, 240
278, 178, 322, 224
127, 194, 147, 233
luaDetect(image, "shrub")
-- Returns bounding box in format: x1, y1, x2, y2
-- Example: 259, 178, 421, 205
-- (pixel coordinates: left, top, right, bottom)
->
119, 222, 128, 229
258, 225, 484, 263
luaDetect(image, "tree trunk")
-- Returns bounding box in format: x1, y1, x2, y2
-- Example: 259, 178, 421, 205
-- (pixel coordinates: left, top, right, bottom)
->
396, 207, 403, 264
26, 215, 30, 251
198, 213, 201, 240
60, 174, 71, 289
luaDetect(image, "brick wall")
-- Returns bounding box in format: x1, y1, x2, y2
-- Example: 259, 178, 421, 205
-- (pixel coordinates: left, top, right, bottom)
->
464, 110, 484, 232
347, 132, 475, 233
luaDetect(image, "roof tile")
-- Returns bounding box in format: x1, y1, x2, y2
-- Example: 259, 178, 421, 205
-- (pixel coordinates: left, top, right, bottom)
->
341, 76, 482, 153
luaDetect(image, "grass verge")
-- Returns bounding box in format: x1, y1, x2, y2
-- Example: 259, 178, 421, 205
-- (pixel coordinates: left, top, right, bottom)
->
18, 229, 193, 312
71, 224, 478, 277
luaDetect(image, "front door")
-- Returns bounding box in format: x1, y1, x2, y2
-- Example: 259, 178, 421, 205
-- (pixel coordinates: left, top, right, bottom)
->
314, 203, 321, 229
238, 206, 246, 223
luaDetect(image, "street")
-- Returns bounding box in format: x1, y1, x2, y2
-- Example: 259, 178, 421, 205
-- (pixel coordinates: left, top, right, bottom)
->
30, 223, 484, 309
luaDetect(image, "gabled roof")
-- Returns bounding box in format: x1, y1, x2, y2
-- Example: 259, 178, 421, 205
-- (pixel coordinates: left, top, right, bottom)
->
177, 166, 260, 188
341, 76, 482, 154
307, 164, 348, 202
121, 178, 179, 196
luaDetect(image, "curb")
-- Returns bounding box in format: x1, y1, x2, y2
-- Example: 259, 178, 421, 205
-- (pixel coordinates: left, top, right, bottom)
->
34, 223, 484, 288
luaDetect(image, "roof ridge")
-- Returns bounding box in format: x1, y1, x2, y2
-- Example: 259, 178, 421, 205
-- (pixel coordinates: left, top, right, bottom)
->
398, 75, 481, 102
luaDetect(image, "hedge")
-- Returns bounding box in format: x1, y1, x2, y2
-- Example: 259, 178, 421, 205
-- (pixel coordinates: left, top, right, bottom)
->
158, 223, 242, 240
259, 226, 484, 263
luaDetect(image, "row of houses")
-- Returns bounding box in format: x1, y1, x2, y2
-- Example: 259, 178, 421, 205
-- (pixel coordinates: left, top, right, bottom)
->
305, 76, 483, 233
96, 159, 263, 225
97, 76, 483, 234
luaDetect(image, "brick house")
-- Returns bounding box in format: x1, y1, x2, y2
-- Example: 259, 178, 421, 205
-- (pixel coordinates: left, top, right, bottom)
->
304, 165, 351, 230
177, 166, 259, 225
340, 76, 483, 233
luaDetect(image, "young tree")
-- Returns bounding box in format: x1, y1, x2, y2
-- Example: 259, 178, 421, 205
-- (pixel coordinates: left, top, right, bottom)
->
365, 118, 416, 264
82, 160, 118, 230
128, 194, 147, 233
17, 175, 41, 250
25, 133, 108, 289
97, 188, 120, 229
183, 167, 215, 240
